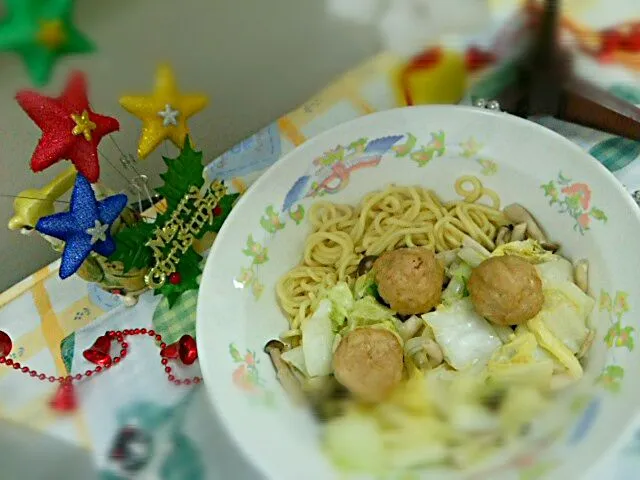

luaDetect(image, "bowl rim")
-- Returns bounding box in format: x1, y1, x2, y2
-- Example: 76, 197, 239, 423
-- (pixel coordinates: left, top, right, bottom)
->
196, 104, 640, 479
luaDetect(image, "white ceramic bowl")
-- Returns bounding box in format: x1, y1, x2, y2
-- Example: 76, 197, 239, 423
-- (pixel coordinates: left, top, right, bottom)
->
197, 106, 640, 480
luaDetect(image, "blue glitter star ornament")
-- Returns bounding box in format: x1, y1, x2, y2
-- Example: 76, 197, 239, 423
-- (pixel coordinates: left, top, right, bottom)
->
36, 174, 128, 279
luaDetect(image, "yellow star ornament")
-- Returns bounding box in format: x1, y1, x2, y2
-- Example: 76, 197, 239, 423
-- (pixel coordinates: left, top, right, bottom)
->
119, 64, 208, 159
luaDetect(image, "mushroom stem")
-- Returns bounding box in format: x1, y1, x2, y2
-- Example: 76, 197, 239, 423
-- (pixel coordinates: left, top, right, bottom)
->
577, 330, 595, 360
510, 223, 527, 242
264, 340, 305, 404
462, 235, 492, 257
397, 315, 423, 342
573, 259, 589, 293
496, 227, 511, 246
357, 255, 378, 276
404, 336, 444, 367
436, 249, 460, 268
503, 204, 548, 243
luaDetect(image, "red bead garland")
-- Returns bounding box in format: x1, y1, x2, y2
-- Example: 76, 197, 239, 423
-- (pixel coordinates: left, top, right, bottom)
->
0, 328, 203, 413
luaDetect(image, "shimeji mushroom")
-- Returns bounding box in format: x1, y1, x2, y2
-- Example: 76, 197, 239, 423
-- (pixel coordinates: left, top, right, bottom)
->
404, 335, 444, 368
496, 226, 511, 246
573, 259, 589, 294
436, 249, 460, 268
395, 315, 423, 342
357, 255, 378, 276
264, 340, 305, 404
510, 223, 528, 242
503, 204, 548, 244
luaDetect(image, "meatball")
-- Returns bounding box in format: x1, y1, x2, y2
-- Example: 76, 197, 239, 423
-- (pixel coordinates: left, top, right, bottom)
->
333, 328, 403, 402
373, 247, 444, 315
468, 255, 544, 326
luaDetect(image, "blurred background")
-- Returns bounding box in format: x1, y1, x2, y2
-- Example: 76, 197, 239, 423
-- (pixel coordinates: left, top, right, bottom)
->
0, 0, 379, 291
0, 0, 638, 287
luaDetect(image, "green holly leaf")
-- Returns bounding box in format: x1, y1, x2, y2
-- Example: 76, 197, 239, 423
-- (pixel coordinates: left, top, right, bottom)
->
155, 247, 203, 308
200, 193, 239, 237
156, 136, 206, 212
110, 221, 157, 272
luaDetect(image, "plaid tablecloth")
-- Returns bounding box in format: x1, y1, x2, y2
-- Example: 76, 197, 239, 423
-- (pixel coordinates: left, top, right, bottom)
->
0, 2, 639, 479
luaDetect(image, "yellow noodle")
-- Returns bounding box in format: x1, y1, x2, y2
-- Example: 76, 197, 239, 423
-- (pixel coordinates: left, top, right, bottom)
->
276, 176, 506, 333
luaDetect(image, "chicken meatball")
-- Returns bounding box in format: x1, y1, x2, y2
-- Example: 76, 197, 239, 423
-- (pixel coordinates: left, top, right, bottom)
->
468, 255, 544, 326
333, 328, 403, 402
373, 247, 444, 315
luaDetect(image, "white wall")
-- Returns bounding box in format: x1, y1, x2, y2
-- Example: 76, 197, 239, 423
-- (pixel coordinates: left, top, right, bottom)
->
0, 0, 378, 291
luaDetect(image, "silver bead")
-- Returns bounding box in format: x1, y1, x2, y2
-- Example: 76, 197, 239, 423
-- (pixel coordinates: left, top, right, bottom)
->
474, 98, 487, 108
487, 100, 501, 111
633, 190, 640, 206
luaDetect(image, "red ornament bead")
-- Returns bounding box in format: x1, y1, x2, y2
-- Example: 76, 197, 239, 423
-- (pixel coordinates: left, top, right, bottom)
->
178, 335, 198, 365
120, 349, 127, 356
0, 331, 13, 357
30, 370, 37, 377
161, 358, 168, 365
123, 329, 130, 335
0, 357, 5, 364
5, 359, 13, 366
113, 357, 120, 364
65, 375, 72, 382
121, 342, 128, 349
38, 374, 46, 380
75, 374, 82, 381
133, 328, 140, 335
155, 334, 162, 342
111, 289, 123, 296
160, 343, 179, 359
107, 331, 115, 338
48, 376, 56, 382
141, 328, 147, 334
160, 342, 167, 349
13, 362, 21, 369
174, 379, 182, 385
49, 383, 77, 412
21, 366, 29, 373
168, 375, 175, 381
194, 377, 201, 384
85, 370, 93, 377
165, 366, 172, 374
212, 204, 223, 216
184, 379, 192, 386
168, 272, 182, 285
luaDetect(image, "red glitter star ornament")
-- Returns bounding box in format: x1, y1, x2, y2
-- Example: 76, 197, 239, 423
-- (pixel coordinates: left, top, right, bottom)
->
16, 71, 120, 183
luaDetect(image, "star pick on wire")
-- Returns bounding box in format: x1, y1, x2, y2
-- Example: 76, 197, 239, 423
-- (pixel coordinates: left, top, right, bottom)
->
119, 64, 208, 159
36, 174, 127, 279
16, 71, 120, 183
0, 0, 95, 86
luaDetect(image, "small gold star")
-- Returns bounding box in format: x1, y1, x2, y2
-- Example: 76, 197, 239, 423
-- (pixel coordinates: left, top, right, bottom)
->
37, 20, 67, 50
71, 110, 97, 141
